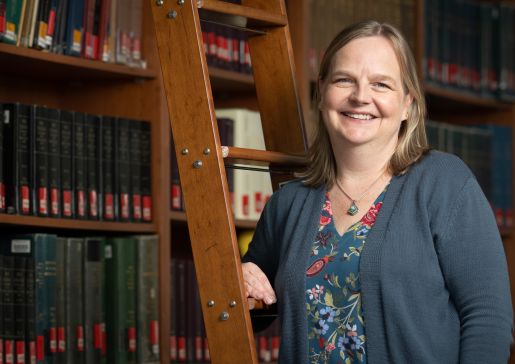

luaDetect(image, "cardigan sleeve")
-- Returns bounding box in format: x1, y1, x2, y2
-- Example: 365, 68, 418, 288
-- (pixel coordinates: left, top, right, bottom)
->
241, 191, 280, 285
436, 177, 513, 363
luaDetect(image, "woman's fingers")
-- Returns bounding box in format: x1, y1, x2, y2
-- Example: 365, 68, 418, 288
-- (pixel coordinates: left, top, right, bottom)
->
241, 262, 277, 305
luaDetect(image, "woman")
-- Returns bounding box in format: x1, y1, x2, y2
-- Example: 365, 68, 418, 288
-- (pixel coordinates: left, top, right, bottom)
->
241, 20, 513, 363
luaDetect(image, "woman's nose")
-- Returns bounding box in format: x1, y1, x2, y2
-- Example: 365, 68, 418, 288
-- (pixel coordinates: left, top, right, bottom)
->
349, 85, 371, 104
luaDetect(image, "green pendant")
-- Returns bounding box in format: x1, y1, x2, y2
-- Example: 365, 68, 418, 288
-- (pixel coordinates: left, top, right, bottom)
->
347, 201, 359, 216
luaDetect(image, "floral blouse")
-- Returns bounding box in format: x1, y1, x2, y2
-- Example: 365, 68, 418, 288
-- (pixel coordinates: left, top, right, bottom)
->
306, 189, 387, 364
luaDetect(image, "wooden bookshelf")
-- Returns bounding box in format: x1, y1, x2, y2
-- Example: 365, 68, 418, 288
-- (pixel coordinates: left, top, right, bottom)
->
170, 210, 258, 229
0, 215, 157, 233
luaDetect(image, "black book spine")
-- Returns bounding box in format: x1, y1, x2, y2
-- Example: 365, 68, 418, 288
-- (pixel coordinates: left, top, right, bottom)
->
25, 258, 35, 364
2, 256, 15, 364
73, 112, 87, 219
0, 255, 3, 364
32, 106, 49, 216
0, 104, 5, 212
60, 110, 74, 218
4, 104, 32, 215
140, 121, 152, 222
85, 115, 100, 220
129, 120, 142, 221
47, 108, 61, 217
13, 256, 27, 364
115, 119, 131, 221
100, 117, 115, 221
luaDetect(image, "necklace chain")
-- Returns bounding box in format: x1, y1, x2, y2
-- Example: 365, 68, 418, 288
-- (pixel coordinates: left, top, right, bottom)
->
334, 172, 385, 216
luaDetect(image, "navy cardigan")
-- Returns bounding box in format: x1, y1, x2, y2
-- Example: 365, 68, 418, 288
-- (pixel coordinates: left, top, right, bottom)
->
243, 151, 513, 363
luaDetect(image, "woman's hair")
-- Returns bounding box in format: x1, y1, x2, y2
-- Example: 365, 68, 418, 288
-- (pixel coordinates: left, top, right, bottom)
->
298, 20, 429, 187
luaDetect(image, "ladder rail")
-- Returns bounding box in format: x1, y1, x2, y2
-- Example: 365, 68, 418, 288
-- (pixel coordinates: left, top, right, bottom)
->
151, 0, 307, 362
151, 1, 258, 363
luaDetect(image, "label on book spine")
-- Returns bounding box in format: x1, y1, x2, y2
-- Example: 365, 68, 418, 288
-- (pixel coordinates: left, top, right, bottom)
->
5, 340, 13, 364
49, 327, 57, 353
120, 193, 129, 219
177, 337, 186, 361
58, 327, 65, 352
150, 320, 159, 354
15, 341, 25, 364
128, 327, 136, 352
132, 195, 141, 220
36, 336, 44, 361
63, 191, 72, 217
170, 336, 177, 361
29, 341, 35, 364
77, 191, 85, 217
195, 337, 203, 361
89, 190, 98, 217
0, 338, 3, 364
21, 186, 29, 214
51, 188, 59, 215
76, 326, 84, 351
94, 324, 102, 349
143, 196, 152, 221
38, 187, 48, 214
0, 182, 5, 209
104, 194, 114, 219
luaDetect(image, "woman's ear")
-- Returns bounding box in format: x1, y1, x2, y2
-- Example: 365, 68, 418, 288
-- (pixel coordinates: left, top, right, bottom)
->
403, 94, 413, 120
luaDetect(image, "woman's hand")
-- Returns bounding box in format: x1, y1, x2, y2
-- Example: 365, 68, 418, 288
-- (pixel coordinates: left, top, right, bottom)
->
242, 262, 277, 305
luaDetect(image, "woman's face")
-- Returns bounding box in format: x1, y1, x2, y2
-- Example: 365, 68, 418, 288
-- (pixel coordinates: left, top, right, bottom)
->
319, 36, 412, 152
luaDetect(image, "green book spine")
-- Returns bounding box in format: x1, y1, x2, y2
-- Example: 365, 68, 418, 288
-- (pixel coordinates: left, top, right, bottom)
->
55, 237, 65, 364
3, 0, 23, 44
135, 235, 160, 364
83, 237, 106, 364
104, 237, 137, 364
64, 238, 85, 364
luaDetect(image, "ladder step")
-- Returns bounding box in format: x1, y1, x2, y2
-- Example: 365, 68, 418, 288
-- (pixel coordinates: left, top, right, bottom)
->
221, 146, 305, 167
199, 0, 288, 29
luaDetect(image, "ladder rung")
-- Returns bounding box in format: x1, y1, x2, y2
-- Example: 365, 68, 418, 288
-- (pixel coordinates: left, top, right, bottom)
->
199, 0, 288, 28
222, 146, 305, 167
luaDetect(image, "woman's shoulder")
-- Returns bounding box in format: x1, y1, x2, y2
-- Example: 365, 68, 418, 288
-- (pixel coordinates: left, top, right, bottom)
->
267, 178, 324, 208
410, 149, 474, 181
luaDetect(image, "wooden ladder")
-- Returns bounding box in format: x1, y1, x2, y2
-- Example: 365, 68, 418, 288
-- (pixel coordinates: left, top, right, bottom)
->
149, 0, 307, 362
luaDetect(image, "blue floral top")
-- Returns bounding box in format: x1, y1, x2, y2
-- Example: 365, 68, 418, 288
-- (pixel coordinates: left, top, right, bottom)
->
306, 188, 387, 364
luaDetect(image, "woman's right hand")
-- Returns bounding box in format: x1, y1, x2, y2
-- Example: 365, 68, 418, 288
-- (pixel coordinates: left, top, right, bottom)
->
241, 262, 277, 305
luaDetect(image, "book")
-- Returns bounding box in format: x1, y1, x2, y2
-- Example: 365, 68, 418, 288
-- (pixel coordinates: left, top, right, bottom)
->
32, 106, 50, 217
64, 238, 85, 364
2, 0, 24, 44
1, 255, 15, 364
47, 107, 60, 217
63, 0, 83, 55
60, 110, 74, 218
83, 237, 106, 364
0, 104, 5, 212
139, 121, 151, 222
85, 114, 100, 220
1, 234, 58, 364
55, 238, 66, 363
2, 103, 32, 215
114, 118, 131, 221
100, 116, 115, 220
129, 120, 142, 222
73, 112, 87, 219
104, 236, 137, 364
134, 235, 160, 364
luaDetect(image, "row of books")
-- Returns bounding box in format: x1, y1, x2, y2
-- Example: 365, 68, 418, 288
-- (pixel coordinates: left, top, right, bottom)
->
171, 108, 273, 221
0, 0, 145, 67
0, 103, 152, 222
424, 0, 515, 101
0, 233, 160, 364
201, 22, 252, 75
308, 0, 416, 81
169, 257, 280, 364
427, 121, 513, 229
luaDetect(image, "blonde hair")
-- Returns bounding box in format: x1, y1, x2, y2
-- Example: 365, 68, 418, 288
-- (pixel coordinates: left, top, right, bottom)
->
298, 20, 428, 188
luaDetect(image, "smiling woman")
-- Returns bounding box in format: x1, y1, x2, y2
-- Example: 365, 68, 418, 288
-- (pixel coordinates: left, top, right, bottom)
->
241, 20, 513, 364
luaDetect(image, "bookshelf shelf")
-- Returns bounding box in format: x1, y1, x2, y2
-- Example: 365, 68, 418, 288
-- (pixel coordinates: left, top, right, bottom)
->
0, 43, 158, 81
209, 66, 255, 93
170, 210, 257, 228
0, 214, 157, 232
424, 83, 513, 111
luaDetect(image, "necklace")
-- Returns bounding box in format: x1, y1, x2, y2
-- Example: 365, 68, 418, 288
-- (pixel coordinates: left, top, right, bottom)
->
334, 172, 385, 216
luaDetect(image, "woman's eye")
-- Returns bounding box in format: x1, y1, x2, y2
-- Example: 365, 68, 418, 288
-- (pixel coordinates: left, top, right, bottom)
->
374, 82, 390, 89
335, 78, 352, 85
